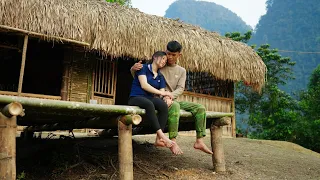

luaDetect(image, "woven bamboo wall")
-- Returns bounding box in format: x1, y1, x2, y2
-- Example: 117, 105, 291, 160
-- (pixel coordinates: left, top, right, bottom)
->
177, 91, 233, 137
68, 50, 90, 103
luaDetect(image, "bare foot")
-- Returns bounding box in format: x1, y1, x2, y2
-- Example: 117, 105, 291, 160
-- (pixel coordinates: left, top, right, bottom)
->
161, 136, 175, 148
170, 143, 183, 155
194, 138, 213, 154
155, 130, 175, 148
154, 135, 166, 147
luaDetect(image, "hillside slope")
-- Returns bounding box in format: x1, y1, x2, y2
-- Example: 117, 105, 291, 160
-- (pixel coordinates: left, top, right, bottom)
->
16, 132, 320, 180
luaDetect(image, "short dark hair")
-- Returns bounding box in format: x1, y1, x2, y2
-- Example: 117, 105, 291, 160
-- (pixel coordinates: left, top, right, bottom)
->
167, 40, 182, 53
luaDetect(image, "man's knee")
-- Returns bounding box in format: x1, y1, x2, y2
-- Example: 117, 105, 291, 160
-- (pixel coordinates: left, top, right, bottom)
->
169, 101, 180, 111
197, 104, 206, 112
194, 104, 206, 118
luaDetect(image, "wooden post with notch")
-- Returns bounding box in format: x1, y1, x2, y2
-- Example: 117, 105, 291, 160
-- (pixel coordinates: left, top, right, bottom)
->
0, 102, 24, 180
118, 115, 142, 180
17, 35, 29, 96
210, 117, 231, 172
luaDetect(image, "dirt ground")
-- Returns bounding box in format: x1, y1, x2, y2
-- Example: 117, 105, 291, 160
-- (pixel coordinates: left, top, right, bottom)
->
16, 131, 320, 180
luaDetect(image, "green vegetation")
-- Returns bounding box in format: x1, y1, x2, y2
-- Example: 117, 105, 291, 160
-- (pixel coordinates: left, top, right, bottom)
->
165, 0, 251, 35
105, 0, 131, 7
228, 31, 320, 152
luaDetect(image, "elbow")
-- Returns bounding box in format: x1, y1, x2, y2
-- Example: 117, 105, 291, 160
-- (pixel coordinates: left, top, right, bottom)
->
141, 84, 148, 90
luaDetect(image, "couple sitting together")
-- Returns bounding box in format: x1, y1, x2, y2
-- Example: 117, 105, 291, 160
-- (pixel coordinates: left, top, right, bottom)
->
128, 41, 213, 155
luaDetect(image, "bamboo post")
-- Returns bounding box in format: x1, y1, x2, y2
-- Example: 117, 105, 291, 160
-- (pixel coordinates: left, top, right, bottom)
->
0, 102, 23, 180
18, 35, 29, 96
210, 120, 226, 172
118, 115, 142, 180
60, 61, 70, 101
229, 82, 236, 137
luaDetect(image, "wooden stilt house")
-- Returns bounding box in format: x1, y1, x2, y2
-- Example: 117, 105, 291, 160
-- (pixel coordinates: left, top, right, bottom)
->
0, 0, 266, 178
0, 0, 265, 137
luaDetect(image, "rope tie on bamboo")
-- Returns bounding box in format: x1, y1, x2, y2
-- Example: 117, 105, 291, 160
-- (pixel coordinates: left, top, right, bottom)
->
0, 125, 18, 128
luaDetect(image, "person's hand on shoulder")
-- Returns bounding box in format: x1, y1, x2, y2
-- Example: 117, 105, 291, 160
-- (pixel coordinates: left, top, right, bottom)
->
131, 60, 143, 71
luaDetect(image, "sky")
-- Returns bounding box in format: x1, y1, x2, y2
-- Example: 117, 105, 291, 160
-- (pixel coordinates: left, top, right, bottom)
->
131, 0, 267, 29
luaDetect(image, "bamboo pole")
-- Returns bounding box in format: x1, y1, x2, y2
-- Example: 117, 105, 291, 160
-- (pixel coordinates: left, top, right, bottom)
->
23, 114, 141, 132
18, 35, 28, 96
0, 95, 234, 118
0, 103, 23, 180
2, 102, 24, 118
119, 115, 142, 125
210, 122, 226, 172
0, 25, 90, 47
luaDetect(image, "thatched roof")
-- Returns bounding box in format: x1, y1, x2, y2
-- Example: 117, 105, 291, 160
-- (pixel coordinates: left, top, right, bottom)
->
0, 0, 266, 91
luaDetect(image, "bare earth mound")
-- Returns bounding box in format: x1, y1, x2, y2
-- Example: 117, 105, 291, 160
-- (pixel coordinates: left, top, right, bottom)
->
16, 132, 320, 180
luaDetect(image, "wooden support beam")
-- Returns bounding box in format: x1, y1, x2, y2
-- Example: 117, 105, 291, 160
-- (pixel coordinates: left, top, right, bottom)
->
118, 114, 142, 180
18, 35, 28, 96
210, 122, 226, 172
0, 25, 90, 47
0, 103, 23, 180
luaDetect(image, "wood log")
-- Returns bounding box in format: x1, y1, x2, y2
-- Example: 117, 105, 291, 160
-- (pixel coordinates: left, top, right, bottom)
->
210, 123, 226, 172
118, 120, 133, 180
0, 113, 17, 180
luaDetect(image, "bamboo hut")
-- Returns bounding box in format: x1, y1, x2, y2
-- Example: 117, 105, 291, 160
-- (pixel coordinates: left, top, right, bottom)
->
0, 0, 266, 178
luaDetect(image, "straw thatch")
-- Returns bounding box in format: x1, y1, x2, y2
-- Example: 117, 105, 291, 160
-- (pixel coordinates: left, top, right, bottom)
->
0, 0, 266, 91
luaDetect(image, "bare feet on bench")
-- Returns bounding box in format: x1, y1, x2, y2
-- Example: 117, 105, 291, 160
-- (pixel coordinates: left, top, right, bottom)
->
170, 138, 183, 155
194, 138, 213, 154
155, 130, 175, 148
154, 135, 166, 147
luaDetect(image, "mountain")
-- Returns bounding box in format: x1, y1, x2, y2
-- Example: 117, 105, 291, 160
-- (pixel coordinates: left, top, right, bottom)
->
250, 0, 320, 93
165, 0, 252, 35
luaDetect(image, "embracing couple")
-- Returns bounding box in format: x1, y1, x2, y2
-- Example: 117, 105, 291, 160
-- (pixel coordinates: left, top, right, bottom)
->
128, 41, 213, 155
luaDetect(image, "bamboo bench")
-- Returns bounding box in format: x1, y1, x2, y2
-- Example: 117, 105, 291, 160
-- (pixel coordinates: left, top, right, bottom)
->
0, 95, 233, 180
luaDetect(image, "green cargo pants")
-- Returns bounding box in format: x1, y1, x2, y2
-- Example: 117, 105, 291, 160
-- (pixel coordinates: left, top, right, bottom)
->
167, 101, 206, 139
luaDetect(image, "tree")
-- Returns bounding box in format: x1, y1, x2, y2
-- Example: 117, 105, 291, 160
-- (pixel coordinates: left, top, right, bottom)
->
226, 31, 299, 141
105, 0, 132, 7
298, 65, 320, 151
